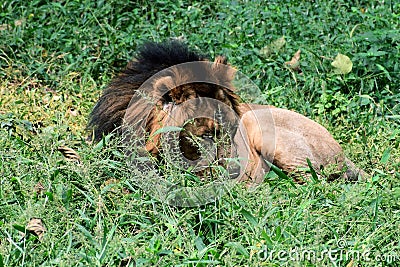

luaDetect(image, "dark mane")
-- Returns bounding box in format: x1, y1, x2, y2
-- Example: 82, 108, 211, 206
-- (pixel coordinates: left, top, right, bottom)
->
87, 41, 206, 140
87, 40, 240, 141
135, 40, 206, 70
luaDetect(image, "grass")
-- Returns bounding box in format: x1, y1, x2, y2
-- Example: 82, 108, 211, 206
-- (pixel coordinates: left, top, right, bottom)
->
1, 0, 399, 266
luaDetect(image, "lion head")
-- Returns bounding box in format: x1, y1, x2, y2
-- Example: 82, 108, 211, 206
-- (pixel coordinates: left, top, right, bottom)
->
88, 40, 242, 175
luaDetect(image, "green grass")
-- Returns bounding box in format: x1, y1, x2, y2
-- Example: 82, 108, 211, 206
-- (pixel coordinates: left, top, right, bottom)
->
1, 0, 399, 266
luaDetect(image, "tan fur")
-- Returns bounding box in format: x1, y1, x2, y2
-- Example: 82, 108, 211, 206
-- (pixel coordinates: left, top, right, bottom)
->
236, 103, 364, 183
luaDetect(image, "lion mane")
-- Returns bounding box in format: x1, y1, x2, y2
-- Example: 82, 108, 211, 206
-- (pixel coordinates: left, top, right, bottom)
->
88, 40, 239, 141
88, 40, 365, 183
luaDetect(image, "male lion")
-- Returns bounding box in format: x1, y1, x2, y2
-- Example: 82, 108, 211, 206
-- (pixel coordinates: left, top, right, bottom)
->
88, 40, 364, 184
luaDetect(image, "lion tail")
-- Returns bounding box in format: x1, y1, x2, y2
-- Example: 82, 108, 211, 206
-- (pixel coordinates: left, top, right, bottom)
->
87, 40, 205, 140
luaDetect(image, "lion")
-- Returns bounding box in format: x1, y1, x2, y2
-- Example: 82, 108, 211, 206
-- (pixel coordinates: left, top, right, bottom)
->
88, 40, 364, 184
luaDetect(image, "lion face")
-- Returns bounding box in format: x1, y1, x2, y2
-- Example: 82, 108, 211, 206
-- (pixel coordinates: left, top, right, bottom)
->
132, 57, 240, 163
155, 83, 239, 177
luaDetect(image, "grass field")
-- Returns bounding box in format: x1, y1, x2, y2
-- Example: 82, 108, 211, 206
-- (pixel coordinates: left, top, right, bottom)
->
1, 0, 399, 266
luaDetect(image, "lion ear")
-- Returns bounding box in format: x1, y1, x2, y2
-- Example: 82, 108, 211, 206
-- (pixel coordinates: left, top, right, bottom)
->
212, 55, 236, 88
153, 76, 175, 95
213, 55, 228, 65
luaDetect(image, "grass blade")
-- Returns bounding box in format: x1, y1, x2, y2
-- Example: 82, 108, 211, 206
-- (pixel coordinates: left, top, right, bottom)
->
306, 158, 319, 183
